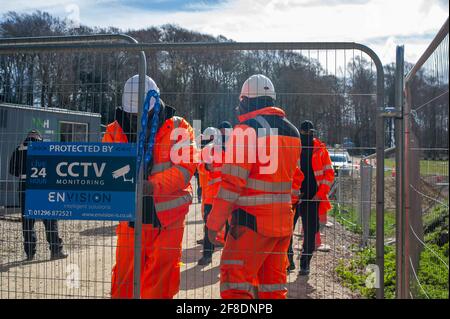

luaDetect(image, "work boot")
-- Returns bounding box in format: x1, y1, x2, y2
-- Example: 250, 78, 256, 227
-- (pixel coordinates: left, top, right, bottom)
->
51, 250, 68, 260
299, 255, 311, 276
25, 254, 35, 261
196, 239, 204, 245
287, 253, 296, 272
198, 255, 212, 266
317, 244, 331, 252
287, 261, 296, 272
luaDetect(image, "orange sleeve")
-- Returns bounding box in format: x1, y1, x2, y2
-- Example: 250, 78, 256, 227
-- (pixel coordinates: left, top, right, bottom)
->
317, 147, 334, 199
149, 118, 198, 195
291, 165, 304, 205
206, 124, 254, 232
197, 163, 208, 188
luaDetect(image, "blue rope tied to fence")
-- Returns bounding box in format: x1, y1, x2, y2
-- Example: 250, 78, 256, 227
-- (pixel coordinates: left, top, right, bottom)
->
137, 89, 161, 177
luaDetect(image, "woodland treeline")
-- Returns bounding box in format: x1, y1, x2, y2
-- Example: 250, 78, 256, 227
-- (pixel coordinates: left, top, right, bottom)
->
1, 11, 447, 154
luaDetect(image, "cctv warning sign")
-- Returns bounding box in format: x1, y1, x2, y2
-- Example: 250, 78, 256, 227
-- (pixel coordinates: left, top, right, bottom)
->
25, 142, 137, 221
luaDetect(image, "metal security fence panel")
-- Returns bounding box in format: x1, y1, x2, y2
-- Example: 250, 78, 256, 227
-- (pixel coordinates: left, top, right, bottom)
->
0, 35, 145, 298
403, 18, 449, 299
0, 39, 386, 299
148, 47, 384, 299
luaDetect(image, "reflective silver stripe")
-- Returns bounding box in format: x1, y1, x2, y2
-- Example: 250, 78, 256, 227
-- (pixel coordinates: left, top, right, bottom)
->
151, 161, 172, 174
318, 179, 334, 187
155, 193, 192, 212
174, 165, 192, 185
217, 188, 240, 202
211, 167, 222, 172
314, 169, 324, 177
208, 177, 222, 185
20, 174, 27, 180
236, 193, 291, 206
259, 283, 288, 292
222, 260, 244, 265
220, 282, 256, 297
18, 145, 28, 151
172, 116, 182, 128
246, 178, 291, 193
221, 164, 250, 180
323, 164, 333, 171
254, 115, 277, 136
292, 189, 299, 197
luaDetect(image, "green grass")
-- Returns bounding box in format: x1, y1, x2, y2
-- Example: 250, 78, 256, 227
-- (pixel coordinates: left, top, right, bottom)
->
336, 246, 396, 299
335, 204, 449, 299
385, 158, 448, 176
329, 205, 396, 238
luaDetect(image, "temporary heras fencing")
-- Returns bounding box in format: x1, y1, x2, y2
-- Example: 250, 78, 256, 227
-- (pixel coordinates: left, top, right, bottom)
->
398, 18, 449, 299
0, 35, 388, 299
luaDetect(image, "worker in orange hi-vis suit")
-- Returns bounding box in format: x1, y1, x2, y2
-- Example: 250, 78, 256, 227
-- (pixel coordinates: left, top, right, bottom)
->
197, 122, 233, 266
206, 74, 302, 299
104, 74, 197, 299
288, 120, 334, 276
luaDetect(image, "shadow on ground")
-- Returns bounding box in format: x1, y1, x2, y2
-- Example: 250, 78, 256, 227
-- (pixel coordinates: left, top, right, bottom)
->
179, 264, 220, 291
287, 275, 315, 299
79, 225, 116, 237
0, 258, 53, 272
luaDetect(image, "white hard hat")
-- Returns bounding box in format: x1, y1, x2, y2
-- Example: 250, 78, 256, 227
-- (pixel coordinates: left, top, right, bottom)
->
122, 74, 160, 114
240, 74, 276, 101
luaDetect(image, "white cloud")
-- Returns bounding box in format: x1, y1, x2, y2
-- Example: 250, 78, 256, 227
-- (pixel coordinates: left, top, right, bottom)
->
1, 0, 448, 64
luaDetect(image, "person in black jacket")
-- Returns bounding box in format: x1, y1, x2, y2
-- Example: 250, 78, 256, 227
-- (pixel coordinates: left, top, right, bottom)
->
9, 129, 67, 261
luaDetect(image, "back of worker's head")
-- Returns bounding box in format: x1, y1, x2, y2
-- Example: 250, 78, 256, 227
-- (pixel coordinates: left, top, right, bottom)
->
300, 120, 316, 147
24, 129, 43, 144
118, 74, 160, 143
239, 74, 276, 114
218, 120, 232, 134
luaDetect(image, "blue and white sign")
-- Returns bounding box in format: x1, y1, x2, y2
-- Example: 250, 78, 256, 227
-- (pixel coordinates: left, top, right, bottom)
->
25, 142, 137, 221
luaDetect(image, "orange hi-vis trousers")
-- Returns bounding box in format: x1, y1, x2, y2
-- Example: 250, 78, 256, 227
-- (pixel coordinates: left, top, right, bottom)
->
111, 220, 184, 299
220, 227, 291, 299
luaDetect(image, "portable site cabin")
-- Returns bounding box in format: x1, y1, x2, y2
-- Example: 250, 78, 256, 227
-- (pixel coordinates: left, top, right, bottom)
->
0, 103, 102, 208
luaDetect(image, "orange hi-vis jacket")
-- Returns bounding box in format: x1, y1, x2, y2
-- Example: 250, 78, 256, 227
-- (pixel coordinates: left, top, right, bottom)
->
147, 116, 197, 227
103, 121, 129, 143
206, 107, 301, 238
103, 116, 197, 227
198, 141, 225, 205
311, 138, 334, 221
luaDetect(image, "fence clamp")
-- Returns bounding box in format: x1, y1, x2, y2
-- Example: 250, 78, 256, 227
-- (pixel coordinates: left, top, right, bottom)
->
380, 106, 403, 119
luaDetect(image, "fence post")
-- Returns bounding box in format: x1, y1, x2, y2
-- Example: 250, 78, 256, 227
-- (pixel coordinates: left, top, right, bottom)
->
133, 49, 147, 300
375, 55, 386, 300
359, 160, 372, 248
394, 45, 406, 299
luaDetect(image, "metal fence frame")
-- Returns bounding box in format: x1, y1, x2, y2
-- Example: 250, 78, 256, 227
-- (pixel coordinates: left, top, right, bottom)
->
0, 39, 386, 298
399, 17, 449, 299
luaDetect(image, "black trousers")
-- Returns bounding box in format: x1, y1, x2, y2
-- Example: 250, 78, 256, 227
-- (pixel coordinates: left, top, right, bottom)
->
288, 200, 319, 264
202, 204, 230, 258
202, 204, 214, 257
19, 184, 63, 257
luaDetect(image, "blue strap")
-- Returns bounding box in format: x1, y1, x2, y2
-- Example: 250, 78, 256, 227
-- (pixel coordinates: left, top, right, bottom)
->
137, 89, 161, 177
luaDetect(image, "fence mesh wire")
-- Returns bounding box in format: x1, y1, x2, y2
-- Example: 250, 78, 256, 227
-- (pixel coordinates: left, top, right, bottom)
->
405, 28, 449, 299
0, 44, 382, 299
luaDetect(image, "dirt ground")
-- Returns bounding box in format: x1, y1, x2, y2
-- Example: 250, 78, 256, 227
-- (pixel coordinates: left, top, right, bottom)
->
0, 179, 360, 299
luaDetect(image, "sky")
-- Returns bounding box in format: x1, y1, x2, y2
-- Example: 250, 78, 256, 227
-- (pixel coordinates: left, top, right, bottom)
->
0, 0, 448, 64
